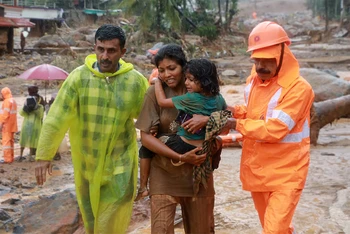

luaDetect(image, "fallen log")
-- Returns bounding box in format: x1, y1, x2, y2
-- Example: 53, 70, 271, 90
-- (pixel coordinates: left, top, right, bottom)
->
310, 94, 350, 145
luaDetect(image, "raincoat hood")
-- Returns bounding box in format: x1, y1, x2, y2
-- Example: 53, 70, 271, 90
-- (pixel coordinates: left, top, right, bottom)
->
251, 43, 300, 88
1, 87, 13, 99
85, 54, 133, 78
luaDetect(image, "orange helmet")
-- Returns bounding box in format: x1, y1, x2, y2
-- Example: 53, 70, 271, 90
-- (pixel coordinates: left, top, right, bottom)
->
247, 21, 291, 52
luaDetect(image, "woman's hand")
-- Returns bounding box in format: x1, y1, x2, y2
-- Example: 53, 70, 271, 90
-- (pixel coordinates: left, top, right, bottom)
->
220, 118, 237, 135
181, 147, 206, 166
149, 125, 158, 137
182, 114, 209, 134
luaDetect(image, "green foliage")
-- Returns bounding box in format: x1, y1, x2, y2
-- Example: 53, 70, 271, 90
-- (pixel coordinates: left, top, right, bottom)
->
184, 10, 218, 40
306, 0, 342, 20
196, 25, 218, 40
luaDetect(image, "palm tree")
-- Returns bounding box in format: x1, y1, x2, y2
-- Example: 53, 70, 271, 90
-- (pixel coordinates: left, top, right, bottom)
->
119, 0, 182, 38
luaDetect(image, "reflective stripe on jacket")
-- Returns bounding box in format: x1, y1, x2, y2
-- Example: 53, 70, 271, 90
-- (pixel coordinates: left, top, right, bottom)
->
234, 45, 315, 191
0, 87, 18, 133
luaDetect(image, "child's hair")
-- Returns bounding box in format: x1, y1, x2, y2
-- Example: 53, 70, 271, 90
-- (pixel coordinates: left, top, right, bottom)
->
184, 58, 220, 96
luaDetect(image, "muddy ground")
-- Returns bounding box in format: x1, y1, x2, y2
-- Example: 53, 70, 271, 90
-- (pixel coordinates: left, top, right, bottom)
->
1, 0, 350, 233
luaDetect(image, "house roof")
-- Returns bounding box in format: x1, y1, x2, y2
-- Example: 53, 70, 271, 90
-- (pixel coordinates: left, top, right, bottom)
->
0, 16, 35, 27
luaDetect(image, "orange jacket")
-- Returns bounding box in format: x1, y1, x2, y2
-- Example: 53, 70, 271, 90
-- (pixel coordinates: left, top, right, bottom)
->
0, 87, 18, 133
234, 44, 314, 191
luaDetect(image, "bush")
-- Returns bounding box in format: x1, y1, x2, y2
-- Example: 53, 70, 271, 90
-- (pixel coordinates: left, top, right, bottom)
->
196, 25, 218, 41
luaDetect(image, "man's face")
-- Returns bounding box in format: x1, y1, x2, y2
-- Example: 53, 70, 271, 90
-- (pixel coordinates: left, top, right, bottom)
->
252, 58, 277, 81
94, 39, 126, 73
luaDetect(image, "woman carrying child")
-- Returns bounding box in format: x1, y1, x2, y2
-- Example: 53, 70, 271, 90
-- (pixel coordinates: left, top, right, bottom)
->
135, 44, 227, 234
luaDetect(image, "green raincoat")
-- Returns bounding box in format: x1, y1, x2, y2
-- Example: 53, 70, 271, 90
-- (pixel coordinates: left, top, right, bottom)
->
19, 104, 44, 148
36, 54, 149, 233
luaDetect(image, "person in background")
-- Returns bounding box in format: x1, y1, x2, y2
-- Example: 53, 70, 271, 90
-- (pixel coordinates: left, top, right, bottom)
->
33, 24, 149, 233
0, 87, 18, 164
222, 21, 315, 233
18, 86, 45, 162
20, 30, 29, 53
27, 85, 46, 107
135, 44, 215, 234
147, 48, 159, 85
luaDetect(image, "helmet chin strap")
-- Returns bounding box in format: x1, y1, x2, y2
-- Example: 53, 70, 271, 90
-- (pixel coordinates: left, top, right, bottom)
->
274, 43, 285, 77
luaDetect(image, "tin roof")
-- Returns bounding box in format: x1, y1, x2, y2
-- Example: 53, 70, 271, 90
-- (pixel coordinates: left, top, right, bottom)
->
0, 16, 35, 27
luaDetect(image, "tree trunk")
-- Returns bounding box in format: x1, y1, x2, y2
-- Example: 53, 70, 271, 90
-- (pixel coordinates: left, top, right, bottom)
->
339, 0, 345, 28
156, 0, 161, 39
225, 0, 229, 31
310, 95, 350, 145
217, 0, 222, 25
325, 0, 329, 32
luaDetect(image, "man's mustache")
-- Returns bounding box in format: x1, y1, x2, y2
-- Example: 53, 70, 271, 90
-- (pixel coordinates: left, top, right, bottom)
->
100, 59, 112, 65
256, 68, 271, 74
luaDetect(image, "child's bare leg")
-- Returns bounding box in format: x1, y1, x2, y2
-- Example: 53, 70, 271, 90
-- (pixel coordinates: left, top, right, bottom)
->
135, 158, 151, 201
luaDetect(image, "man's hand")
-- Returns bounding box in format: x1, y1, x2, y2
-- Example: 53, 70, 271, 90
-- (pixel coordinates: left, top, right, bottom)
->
35, 160, 53, 185
181, 147, 206, 166
182, 114, 209, 134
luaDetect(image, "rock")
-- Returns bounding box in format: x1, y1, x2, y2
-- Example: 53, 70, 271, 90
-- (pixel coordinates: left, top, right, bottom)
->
33, 35, 68, 48
1, 197, 20, 205
221, 69, 238, 77
14, 188, 81, 234
0, 209, 11, 221
75, 40, 92, 48
300, 68, 350, 102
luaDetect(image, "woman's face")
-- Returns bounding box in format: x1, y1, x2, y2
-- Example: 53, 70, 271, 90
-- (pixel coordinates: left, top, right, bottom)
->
157, 58, 183, 89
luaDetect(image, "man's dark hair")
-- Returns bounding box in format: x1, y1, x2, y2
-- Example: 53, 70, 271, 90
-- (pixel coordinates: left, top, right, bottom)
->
184, 58, 220, 96
95, 24, 126, 49
154, 44, 187, 68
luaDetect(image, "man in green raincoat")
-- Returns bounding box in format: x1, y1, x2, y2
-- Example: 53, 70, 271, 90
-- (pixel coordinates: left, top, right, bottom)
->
34, 25, 149, 233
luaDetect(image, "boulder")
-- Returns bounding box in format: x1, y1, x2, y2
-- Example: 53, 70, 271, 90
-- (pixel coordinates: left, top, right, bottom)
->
13, 188, 81, 234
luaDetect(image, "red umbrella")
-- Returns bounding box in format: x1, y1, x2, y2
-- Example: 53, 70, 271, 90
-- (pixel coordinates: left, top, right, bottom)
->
18, 64, 69, 101
18, 63, 69, 80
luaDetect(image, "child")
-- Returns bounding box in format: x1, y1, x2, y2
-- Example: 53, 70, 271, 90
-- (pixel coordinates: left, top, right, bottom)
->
135, 58, 227, 201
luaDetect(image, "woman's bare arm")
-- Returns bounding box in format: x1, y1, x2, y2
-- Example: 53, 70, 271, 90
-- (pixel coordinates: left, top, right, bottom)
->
141, 131, 206, 166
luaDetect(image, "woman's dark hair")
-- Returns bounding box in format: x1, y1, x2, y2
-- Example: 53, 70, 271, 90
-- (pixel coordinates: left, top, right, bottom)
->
184, 58, 220, 96
95, 24, 126, 49
154, 44, 187, 68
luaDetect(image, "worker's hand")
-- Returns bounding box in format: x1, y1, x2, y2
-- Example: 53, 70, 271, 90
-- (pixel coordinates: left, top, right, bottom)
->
182, 114, 209, 134
220, 118, 237, 135
181, 147, 206, 166
35, 160, 53, 186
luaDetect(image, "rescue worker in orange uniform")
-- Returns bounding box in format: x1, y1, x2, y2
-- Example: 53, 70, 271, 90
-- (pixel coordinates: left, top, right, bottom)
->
222, 21, 315, 233
147, 48, 159, 85
0, 87, 18, 163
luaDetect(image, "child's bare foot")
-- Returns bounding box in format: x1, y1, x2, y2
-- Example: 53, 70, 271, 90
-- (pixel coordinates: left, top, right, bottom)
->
134, 187, 149, 201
